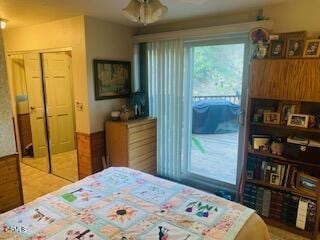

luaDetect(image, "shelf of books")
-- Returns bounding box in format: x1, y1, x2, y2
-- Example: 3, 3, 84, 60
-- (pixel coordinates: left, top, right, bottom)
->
242, 98, 320, 239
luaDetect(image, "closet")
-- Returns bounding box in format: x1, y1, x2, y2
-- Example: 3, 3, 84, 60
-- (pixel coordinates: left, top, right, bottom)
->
10, 52, 78, 181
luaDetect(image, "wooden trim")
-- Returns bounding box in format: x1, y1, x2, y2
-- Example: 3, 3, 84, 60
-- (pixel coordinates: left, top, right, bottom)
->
76, 131, 105, 179
133, 20, 273, 43
0, 154, 24, 210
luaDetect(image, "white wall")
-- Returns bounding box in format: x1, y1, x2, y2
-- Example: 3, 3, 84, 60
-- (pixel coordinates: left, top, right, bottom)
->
3, 16, 90, 134
264, 0, 320, 38
0, 30, 16, 157
84, 16, 134, 133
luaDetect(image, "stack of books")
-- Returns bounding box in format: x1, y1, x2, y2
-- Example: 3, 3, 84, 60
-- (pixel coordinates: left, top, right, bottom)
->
244, 184, 316, 231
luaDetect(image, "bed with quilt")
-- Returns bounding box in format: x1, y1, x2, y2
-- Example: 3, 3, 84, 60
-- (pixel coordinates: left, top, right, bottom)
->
0, 167, 269, 239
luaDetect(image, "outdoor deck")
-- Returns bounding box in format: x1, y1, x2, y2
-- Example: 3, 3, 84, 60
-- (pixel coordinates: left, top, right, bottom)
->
191, 132, 239, 184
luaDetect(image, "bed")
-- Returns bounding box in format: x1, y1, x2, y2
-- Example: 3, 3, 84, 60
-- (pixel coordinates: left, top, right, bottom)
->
0, 167, 269, 239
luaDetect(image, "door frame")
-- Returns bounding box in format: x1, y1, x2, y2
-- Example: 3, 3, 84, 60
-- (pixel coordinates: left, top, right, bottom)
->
181, 35, 251, 194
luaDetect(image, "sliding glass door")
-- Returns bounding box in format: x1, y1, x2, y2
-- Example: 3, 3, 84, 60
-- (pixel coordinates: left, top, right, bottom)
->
183, 38, 249, 192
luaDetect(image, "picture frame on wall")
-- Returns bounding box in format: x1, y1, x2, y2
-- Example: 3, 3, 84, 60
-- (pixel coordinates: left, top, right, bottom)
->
303, 39, 320, 58
286, 38, 305, 58
277, 101, 301, 124
268, 40, 285, 58
93, 59, 131, 100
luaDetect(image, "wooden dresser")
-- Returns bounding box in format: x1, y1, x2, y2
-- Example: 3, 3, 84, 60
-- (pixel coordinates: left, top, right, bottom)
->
0, 154, 23, 213
105, 118, 157, 175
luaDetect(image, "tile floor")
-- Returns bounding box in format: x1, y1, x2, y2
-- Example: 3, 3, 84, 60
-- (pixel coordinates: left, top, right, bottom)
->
23, 149, 78, 182
19, 163, 317, 239
20, 163, 71, 203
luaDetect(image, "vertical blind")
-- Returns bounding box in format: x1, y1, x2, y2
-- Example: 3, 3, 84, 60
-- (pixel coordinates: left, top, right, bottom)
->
147, 39, 185, 180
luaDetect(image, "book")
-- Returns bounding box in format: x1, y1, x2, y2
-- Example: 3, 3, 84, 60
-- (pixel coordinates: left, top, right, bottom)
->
287, 136, 308, 145
296, 198, 309, 230
262, 189, 271, 217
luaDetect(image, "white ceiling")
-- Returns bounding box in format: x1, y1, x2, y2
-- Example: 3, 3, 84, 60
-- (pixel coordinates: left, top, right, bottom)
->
0, 0, 290, 29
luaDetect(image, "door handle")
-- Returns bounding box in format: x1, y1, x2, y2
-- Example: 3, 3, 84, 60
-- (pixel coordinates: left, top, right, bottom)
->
30, 106, 35, 110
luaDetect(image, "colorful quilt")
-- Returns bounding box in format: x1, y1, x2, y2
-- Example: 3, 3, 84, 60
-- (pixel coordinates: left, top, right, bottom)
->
0, 167, 254, 240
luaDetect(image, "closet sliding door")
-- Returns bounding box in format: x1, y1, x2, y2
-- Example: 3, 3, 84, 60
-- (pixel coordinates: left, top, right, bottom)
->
22, 53, 50, 172
42, 52, 78, 181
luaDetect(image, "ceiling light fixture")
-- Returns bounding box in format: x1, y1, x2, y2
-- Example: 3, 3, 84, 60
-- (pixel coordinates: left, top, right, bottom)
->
0, 18, 7, 29
122, 0, 168, 26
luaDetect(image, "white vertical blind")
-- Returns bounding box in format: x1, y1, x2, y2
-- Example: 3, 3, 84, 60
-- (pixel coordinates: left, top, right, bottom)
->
147, 39, 185, 180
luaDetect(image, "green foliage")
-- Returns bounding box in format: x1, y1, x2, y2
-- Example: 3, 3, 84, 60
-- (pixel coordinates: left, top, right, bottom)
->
192, 136, 205, 153
193, 44, 245, 96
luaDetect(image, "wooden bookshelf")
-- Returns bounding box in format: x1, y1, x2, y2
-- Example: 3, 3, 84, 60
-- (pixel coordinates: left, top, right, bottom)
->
241, 58, 320, 240
251, 122, 320, 134
248, 150, 320, 169
247, 179, 318, 201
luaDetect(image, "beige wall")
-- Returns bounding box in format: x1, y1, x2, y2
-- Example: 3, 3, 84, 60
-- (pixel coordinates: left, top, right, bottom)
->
84, 16, 134, 133
264, 0, 320, 37
0, 30, 16, 157
3, 16, 90, 134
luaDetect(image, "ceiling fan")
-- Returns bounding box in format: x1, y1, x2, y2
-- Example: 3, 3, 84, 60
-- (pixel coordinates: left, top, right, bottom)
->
122, 0, 168, 26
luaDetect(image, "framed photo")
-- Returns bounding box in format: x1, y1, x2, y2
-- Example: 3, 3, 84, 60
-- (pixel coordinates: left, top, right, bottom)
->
296, 173, 319, 195
93, 60, 131, 100
287, 114, 309, 128
303, 39, 320, 58
253, 106, 276, 122
277, 101, 301, 124
247, 170, 254, 180
263, 112, 281, 125
268, 40, 285, 58
270, 173, 281, 185
252, 135, 270, 151
286, 38, 305, 58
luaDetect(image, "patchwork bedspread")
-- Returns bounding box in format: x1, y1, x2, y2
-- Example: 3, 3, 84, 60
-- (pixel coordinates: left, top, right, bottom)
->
0, 167, 254, 240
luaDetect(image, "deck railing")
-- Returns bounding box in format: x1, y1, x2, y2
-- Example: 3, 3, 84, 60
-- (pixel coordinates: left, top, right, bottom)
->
192, 95, 241, 105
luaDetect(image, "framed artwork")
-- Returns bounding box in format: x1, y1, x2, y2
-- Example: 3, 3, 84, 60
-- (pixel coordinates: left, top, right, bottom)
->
287, 114, 309, 128
303, 39, 320, 58
268, 40, 285, 58
94, 60, 131, 100
286, 38, 305, 58
263, 112, 281, 125
296, 173, 319, 195
270, 173, 281, 185
277, 101, 301, 124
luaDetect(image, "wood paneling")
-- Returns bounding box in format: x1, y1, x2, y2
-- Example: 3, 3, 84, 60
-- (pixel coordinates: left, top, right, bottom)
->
77, 132, 105, 179
0, 154, 23, 213
106, 118, 157, 175
250, 59, 320, 102
17, 114, 32, 156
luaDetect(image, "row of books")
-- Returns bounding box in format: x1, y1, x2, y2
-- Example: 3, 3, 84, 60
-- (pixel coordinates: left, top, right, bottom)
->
244, 184, 316, 231
247, 154, 297, 187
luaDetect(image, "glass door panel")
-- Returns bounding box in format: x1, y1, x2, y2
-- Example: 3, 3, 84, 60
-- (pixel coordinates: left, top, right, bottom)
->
187, 40, 248, 189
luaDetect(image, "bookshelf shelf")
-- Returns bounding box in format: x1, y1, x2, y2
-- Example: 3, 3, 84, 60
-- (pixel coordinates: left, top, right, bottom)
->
246, 179, 318, 201
251, 122, 320, 134
248, 150, 320, 169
